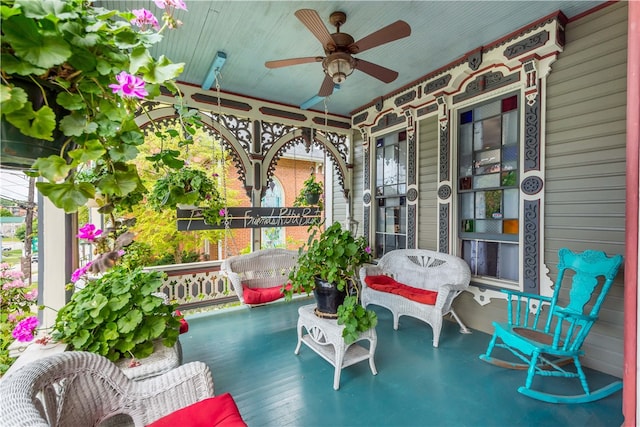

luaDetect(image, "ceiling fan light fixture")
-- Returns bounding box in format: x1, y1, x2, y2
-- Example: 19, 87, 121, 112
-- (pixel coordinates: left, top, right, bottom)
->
323, 52, 356, 84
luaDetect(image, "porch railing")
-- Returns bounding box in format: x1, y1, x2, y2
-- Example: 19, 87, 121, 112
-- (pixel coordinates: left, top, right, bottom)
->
144, 261, 240, 310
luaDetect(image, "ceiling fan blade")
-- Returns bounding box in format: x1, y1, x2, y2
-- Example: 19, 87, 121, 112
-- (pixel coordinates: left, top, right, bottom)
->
349, 21, 411, 54
318, 74, 335, 97
295, 9, 334, 49
265, 56, 323, 69
356, 59, 399, 83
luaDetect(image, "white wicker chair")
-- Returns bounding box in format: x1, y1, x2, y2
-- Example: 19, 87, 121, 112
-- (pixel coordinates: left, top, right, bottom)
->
360, 249, 471, 347
0, 351, 214, 427
221, 248, 299, 305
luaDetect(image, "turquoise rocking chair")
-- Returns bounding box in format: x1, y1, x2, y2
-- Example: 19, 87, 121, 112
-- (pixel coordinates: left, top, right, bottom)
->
479, 248, 623, 404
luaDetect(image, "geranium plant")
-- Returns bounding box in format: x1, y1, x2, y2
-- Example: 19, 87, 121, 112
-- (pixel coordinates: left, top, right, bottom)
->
52, 265, 182, 362
0, 263, 39, 375
284, 222, 377, 344
72, 222, 134, 282
0, 0, 197, 213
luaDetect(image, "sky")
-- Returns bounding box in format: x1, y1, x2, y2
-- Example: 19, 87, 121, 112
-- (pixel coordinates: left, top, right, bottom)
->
0, 169, 31, 203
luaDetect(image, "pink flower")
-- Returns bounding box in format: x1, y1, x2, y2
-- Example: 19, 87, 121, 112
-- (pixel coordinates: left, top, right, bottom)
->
78, 223, 103, 241
12, 316, 39, 342
365, 246, 372, 254
109, 72, 148, 99
71, 262, 92, 283
131, 9, 159, 29
219, 208, 226, 217
24, 289, 38, 301
154, 0, 187, 11
8, 311, 23, 322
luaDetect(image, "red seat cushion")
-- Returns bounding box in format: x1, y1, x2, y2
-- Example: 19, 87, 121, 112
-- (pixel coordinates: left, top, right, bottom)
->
147, 393, 247, 427
364, 275, 396, 287
242, 284, 290, 305
364, 275, 438, 305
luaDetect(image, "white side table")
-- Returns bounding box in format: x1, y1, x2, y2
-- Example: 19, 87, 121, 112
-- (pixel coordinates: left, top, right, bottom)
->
295, 304, 377, 390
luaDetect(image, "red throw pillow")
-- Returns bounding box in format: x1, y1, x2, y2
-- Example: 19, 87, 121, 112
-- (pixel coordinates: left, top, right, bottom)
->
147, 393, 247, 427
242, 285, 285, 304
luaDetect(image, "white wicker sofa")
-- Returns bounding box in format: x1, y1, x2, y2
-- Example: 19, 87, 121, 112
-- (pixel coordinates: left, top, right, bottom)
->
359, 249, 471, 347
221, 248, 299, 306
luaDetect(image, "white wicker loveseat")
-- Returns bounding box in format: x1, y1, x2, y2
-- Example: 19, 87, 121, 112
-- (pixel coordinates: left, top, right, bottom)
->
221, 248, 299, 306
0, 351, 217, 427
360, 249, 471, 347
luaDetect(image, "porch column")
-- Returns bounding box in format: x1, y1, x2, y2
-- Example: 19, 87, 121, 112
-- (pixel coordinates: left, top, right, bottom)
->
38, 195, 74, 329
624, 1, 639, 425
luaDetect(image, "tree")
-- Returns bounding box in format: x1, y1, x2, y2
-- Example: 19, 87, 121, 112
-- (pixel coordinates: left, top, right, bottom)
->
0, 208, 13, 217
127, 122, 240, 263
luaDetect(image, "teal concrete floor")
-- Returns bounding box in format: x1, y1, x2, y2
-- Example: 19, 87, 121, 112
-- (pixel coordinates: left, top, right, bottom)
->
180, 298, 624, 427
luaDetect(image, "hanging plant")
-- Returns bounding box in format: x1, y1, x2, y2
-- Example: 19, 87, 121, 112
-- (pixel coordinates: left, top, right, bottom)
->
293, 174, 324, 208
148, 167, 226, 225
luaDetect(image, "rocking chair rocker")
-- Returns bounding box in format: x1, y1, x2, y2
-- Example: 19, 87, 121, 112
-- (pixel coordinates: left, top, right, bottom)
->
479, 248, 623, 404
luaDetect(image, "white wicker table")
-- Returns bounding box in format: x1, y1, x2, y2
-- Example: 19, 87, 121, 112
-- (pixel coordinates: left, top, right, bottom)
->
295, 304, 377, 390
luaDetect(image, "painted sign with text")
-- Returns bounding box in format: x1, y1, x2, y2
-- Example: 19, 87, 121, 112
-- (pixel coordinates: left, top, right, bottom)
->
177, 207, 322, 231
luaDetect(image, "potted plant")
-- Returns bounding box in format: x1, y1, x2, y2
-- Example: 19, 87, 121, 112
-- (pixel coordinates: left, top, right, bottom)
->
147, 167, 226, 225
4, 221, 183, 365
51, 265, 182, 362
294, 174, 324, 207
0, 0, 196, 213
284, 222, 377, 344
55, 222, 181, 362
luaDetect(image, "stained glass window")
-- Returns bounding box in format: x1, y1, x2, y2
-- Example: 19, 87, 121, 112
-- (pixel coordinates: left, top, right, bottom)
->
458, 94, 520, 282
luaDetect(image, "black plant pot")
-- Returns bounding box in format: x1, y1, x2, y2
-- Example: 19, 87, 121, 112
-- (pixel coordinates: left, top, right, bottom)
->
313, 277, 346, 315
305, 192, 321, 205
1, 80, 66, 170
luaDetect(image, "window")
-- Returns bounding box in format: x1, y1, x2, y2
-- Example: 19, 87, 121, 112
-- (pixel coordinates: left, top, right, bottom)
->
261, 179, 284, 249
458, 94, 519, 283
375, 130, 407, 257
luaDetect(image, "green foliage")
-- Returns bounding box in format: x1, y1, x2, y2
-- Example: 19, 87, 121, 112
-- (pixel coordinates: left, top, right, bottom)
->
293, 174, 324, 208
1, 0, 193, 213
286, 222, 376, 344
148, 167, 226, 226
0, 208, 13, 217
337, 295, 378, 345
150, 250, 200, 266
14, 224, 25, 241
52, 266, 181, 361
118, 241, 155, 270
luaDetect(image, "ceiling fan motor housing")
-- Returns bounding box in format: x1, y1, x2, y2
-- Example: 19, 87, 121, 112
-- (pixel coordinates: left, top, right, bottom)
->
323, 52, 356, 83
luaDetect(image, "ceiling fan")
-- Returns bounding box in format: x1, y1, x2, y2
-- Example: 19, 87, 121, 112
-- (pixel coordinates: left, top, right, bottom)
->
265, 9, 411, 97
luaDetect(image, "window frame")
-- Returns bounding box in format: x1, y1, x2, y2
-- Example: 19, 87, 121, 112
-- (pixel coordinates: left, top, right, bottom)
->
373, 129, 408, 257
455, 92, 522, 288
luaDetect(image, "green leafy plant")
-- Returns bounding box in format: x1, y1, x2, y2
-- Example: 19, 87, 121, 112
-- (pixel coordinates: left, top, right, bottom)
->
284, 222, 376, 344
293, 174, 324, 208
52, 265, 181, 362
0, 0, 195, 213
148, 167, 226, 225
